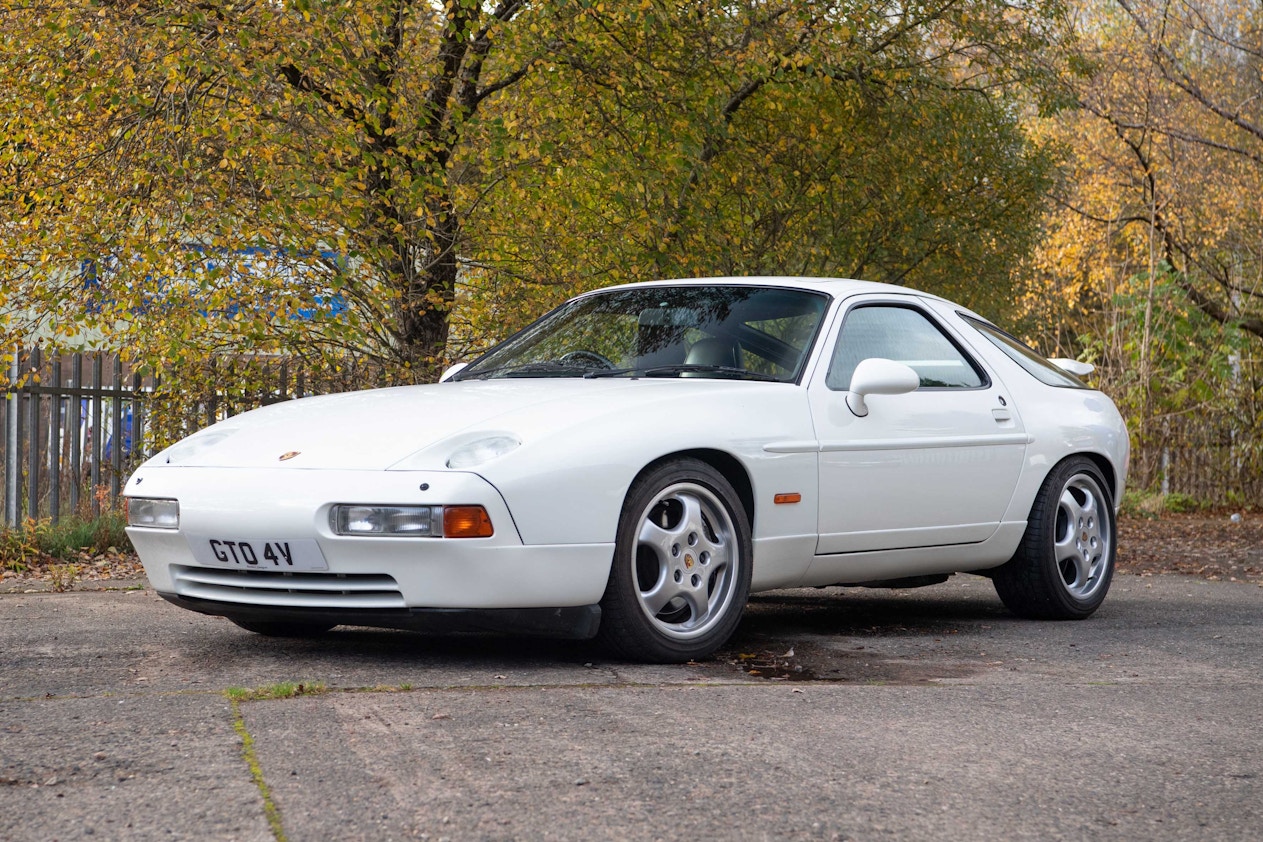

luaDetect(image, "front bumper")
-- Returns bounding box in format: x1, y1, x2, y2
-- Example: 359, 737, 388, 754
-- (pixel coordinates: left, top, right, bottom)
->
125, 467, 615, 612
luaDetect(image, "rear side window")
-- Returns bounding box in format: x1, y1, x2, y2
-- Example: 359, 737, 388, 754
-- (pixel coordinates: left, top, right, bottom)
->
963, 315, 1088, 389
826, 305, 986, 390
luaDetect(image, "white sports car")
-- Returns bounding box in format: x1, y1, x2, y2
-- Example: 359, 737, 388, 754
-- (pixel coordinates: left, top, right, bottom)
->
125, 277, 1129, 662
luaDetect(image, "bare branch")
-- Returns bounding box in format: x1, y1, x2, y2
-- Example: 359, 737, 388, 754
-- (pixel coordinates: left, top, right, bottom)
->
1115, 0, 1263, 147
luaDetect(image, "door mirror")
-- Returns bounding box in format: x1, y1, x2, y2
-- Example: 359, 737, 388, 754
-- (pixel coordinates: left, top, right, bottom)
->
846, 358, 920, 417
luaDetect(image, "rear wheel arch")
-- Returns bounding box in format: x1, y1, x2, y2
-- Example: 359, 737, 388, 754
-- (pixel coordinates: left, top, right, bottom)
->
994, 454, 1116, 619
1081, 451, 1121, 508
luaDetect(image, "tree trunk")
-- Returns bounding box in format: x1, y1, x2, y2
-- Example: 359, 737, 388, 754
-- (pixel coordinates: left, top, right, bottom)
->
393, 197, 459, 375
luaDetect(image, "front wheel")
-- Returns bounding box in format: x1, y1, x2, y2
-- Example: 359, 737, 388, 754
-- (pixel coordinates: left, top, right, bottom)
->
597, 459, 752, 663
993, 456, 1116, 620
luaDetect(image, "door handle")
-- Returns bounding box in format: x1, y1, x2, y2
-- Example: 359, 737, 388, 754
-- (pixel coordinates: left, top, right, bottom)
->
992, 408, 1012, 422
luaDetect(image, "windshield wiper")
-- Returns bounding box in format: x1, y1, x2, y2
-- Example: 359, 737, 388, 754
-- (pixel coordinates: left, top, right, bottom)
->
456, 361, 596, 380
585, 364, 779, 382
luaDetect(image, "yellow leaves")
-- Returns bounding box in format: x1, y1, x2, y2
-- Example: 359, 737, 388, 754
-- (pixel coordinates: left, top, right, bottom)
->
1027, 0, 1263, 358
0, 0, 1058, 380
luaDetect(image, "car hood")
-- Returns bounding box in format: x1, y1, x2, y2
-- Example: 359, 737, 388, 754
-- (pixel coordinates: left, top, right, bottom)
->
144, 379, 788, 471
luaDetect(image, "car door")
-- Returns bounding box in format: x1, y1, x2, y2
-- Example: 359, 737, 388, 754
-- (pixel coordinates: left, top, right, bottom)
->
808, 295, 1027, 555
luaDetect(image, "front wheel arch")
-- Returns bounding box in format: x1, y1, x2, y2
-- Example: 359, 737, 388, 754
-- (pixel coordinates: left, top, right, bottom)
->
630, 448, 755, 534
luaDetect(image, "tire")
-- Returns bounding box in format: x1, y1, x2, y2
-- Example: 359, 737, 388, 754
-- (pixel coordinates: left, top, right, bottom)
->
993, 456, 1116, 620
597, 459, 752, 663
230, 619, 336, 637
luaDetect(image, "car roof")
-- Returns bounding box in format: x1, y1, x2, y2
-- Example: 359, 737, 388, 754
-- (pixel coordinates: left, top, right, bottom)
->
585, 275, 942, 302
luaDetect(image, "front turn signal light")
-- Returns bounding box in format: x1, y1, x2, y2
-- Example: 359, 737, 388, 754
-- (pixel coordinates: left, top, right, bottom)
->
443, 506, 494, 538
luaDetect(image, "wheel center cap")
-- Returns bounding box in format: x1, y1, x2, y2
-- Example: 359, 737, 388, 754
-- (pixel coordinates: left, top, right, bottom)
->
684, 554, 695, 569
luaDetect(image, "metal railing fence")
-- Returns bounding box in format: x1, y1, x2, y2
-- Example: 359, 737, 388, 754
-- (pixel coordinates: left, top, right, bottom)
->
2, 347, 403, 527
1127, 418, 1263, 506
3, 348, 152, 527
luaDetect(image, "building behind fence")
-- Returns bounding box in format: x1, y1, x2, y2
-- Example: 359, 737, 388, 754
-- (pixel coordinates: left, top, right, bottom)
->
2, 347, 401, 528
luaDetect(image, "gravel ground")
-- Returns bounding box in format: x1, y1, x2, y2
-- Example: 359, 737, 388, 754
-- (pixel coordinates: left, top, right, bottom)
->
3, 512, 1257, 594
1117, 510, 1263, 582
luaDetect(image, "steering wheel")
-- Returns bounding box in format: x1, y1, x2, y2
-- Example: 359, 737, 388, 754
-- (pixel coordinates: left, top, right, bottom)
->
560, 350, 614, 369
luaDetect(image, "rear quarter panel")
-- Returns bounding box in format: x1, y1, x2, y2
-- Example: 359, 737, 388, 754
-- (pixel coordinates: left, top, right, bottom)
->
925, 300, 1130, 529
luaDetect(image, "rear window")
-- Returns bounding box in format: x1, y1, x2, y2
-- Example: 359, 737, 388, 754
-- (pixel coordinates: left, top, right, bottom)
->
963, 315, 1088, 389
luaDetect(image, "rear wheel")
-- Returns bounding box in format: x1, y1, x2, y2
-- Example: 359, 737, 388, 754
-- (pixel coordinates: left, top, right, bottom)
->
230, 619, 335, 637
597, 459, 752, 663
993, 456, 1116, 619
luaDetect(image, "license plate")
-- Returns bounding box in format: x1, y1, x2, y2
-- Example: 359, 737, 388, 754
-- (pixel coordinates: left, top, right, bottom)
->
187, 536, 328, 572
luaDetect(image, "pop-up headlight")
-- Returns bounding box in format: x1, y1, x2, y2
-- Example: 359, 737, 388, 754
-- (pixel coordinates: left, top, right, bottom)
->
445, 435, 521, 469
158, 429, 239, 465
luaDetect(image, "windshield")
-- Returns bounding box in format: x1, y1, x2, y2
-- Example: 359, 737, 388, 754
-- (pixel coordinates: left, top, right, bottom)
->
456, 285, 830, 382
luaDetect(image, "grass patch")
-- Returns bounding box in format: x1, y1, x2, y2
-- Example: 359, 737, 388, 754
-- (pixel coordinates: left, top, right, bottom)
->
225, 682, 327, 702
225, 681, 427, 702
0, 522, 40, 572
1121, 490, 1213, 518
46, 563, 80, 592
1, 511, 134, 572
39, 510, 131, 559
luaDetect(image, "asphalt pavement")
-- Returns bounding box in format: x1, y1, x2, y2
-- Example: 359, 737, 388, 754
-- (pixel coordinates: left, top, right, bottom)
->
2, 572, 1260, 841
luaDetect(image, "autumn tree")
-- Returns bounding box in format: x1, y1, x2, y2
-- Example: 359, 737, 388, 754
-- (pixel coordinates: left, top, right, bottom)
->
453, 1, 1067, 353
3, 1, 1067, 390
2, 0, 553, 376
1025, 0, 1263, 499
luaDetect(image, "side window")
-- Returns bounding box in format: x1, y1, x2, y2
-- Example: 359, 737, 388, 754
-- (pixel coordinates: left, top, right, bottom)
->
826, 305, 986, 391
